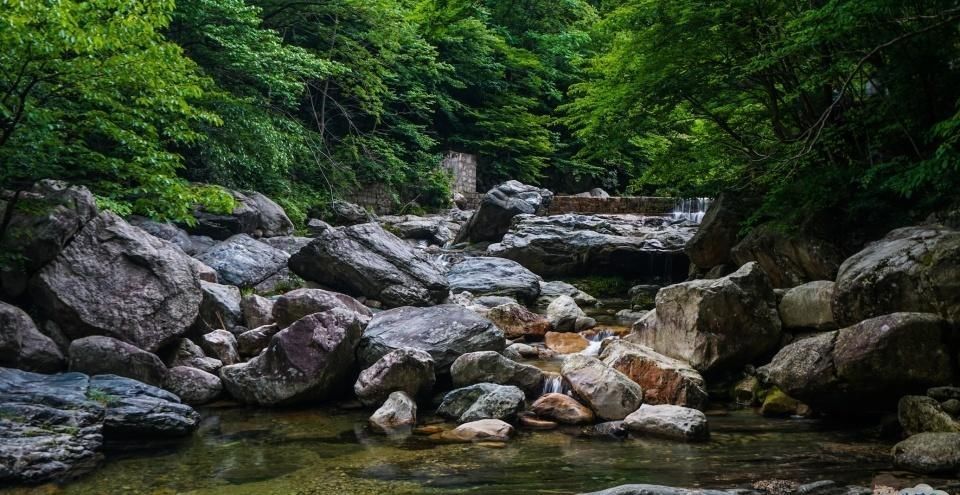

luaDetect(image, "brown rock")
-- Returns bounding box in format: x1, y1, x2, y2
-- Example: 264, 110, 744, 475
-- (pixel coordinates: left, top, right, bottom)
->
545, 332, 588, 354
529, 393, 595, 424
599, 340, 708, 410
486, 303, 551, 339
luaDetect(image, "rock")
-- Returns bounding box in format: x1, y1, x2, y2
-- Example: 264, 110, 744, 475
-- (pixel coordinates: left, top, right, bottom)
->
529, 393, 595, 424
0, 180, 99, 297
31, 211, 201, 353
187, 234, 217, 255
195, 281, 243, 333
163, 366, 222, 405
730, 223, 845, 289
187, 190, 293, 240
358, 305, 505, 372
545, 332, 589, 354
617, 309, 650, 326
261, 235, 312, 256
684, 194, 744, 270
519, 415, 557, 429
455, 181, 553, 243
942, 399, 960, 416
441, 419, 515, 442
241, 294, 274, 329
898, 396, 960, 435
306, 218, 332, 236
236, 324, 281, 357
68, 336, 167, 387
188, 257, 219, 282
760, 388, 800, 417
220, 309, 365, 405
272, 288, 372, 328
0, 301, 64, 373
779, 281, 837, 330
629, 262, 781, 374
289, 223, 449, 307
244, 191, 295, 237
562, 355, 644, 421
450, 351, 544, 395
327, 200, 371, 226
354, 348, 436, 407
733, 376, 760, 405
537, 280, 597, 308
164, 338, 222, 374
437, 383, 525, 423
832, 225, 960, 326
599, 340, 708, 410
930, 387, 960, 402
580, 421, 628, 439
488, 213, 694, 280
200, 330, 240, 366
623, 404, 710, 442
546, 295, 587, 332
892, 432, 960, 474
195, 234, 289, 288
446, 257, 542, 302
369, 391, 417, 434
128, 216, 196, 254
485, 303, 552, 339
87, 374, 199, 436
387, 216, 454, 246
759, 313, 955, 413
583, 485, 734, 495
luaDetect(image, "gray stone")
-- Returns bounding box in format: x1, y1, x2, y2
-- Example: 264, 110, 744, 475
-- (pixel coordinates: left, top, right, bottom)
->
327, 200, 371, 226
537, 280, 597, 308
455, 180, 553, 243
450, 351, 544, 395
599, 340, 707, 410
562, 355, 644, 421
68, 336, 167, 387
0, 301, 64, 373
188, 257, 219, 283
441, 419, 514, 442
892, 432, 960, 474
306, 218, 332, 236
779, 281, 837, 330
624, 404, 710, 442
261, 235, 312, 255
88, 374, 199, 436
446, 257, 542, 303
200, 330, 240, 366
163, 366, 222, 405
195, 234, 289, 288
684, 194, 744, 270
272, 288, 371, 328
241, 294, 274, 329
243, 191, 295, 238
546, 295, 587, 332
731, 223, 845, 289
354, 348, 436, 407
187, 189, 293, 240
196, 281, 242, 333
368, 391, 417, 434
387, 216, 454, 246
236, 324, 281, 358
437, 383, 525, 423
128, 216, 195, 254
164, 338, 222, 374
583, 484, 734, 495
899, 395, 960, 435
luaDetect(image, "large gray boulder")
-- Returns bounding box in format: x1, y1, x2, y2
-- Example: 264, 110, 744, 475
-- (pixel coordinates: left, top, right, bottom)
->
536, 280, 597, 308
599, 340, 707, 410
684, 194, 743, 270
450, 351, 544, 395
0, 301, 64, 373
240, 294, 274, 329
899, 395, 960, 436
623, 404, 710, 442
163, 366, 222, 405
31, 211, 202, 353
327, 200, 371, 226
195, 234, 289, 288
236, 324, 281, 358
199, 330, 240, 366
272, 288, 372, 328
759, 313, 955, 413
446, 257, 542, 303
546, 295, 594, 332
629, 262, 781, 374
561, 355, 644, 421
454, 180, 553, 244
832, 225, 960, 326
127, 216, 196, 255
164, 338, 221, 375
778, 281, 837, 330
354, 348, 436, 407
220, 308, 365, 405
730, 224, 845, 289
368, 391, 417, 434
437, 383, 525, 423
384, 215, 455, 246
261, 235, 312, 255
892, 432, 960, 474
187, 190, 293, 240
289, 223, 448, 307
357, 305, 505, 372
195, 281, 243, 333
68, 336, 167, 387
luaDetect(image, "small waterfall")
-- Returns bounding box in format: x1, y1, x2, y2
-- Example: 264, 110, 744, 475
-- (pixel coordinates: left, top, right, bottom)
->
672, 197, 713, 223
580, 329, 615, 357
541, 375, 571, 396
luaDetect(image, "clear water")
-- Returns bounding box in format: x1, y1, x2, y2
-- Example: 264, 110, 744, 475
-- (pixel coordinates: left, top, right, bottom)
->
5, 406, 945, 495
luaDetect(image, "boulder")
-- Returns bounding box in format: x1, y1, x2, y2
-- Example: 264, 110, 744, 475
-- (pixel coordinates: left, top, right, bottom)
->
454, 181, 553, 243
624, 404, 710, 442
358, 305, 505, 372
31, 211, 202, 353
0, 180, 98, 297
387, 216, 455, 246
537, 280, 598, 308
68, 336, 167, 387
187, 190, 293, 240
760, 388, 800, 417
87, 374, 199, 436
188, 257, 219, 283
200, 330, 240, 366
545, 332, 589, 354
128, 216, 195, 254
778, 281, 837, 330
584, 485, 732, 495
441, 419, 514, 443
289, 223, 448, 307
241, 294, 274, 329
195, 234, 289, 288
164, 338, 221, 374
759, 313, 955, 413
219, 308, 365, 405
832, 225, 960, 326
437, 383, 525, 423
236, 324, 281, 357
485, 303, 552, 339
446, 257, 542, 302
892, 432, 960, 474
898, 395, 960, 436
163, 366, 222, 405
547, 295, 592, 332
730, 224, 845, 289
327, 200, 371, 226
261, 235, 312, 255
529, 393, 595, 424
599, 340, 707, 410
354, 348, 436, 407
488, 213, 694, 280
369, 391, 417, 434
450, 351, 544, 395
0, 301, 64, 373
684, 194, 743, 270
244, 191, 295, 237
629, 262, 781, 374
195, 281, 243, 333
306, 218, 333, 236
561, 355, 644, 421
616, 309, 649, 326
271, 288, 371, 328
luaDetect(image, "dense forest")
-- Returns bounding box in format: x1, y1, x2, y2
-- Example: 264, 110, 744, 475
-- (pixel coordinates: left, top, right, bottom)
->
1, 0, 959, 229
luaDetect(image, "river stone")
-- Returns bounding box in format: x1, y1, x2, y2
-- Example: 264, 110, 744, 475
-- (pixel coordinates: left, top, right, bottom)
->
730, 223, 845, 289
684, 194, 744, 270
241, 294, 274, 329
163, 366, 222, 405
623, 404, 710, 442
358, 305, 505, 372
454, 180, 553, 244
583, 484, 734, 495
446, 257, 542, 302
236, 324, 281, 358
0, 301, 64, 373
529, 393, 595, 424
547, 295, 590, 332
778, 281, 837, 330
485, 303, 552, 339
200, 330, 240, 366
32, 211, 202, 353
437, 383, 525, 423
450, 351, 544, 395
195, 234, 289, 288
599, 340, 707, 410
195, 281, 242, 333
354, 348, 436, 407
442, 419, 515, 443
832, 225, 960, 326
188, 257, 219, 283
369, 391, 417, 434
261, 235, 312, 255
760, 388, 800, 417
164, 338, 222, 374
899, 396, 960, 435
244, 191, 295, 237
220, 308, 365, 405
272, 288, 372, 328
187, 190, 293, 240
289, 223, 449, 307
545, 332, 589, 354
387, 216, 455, 246
537, 280, 598, 308
629, 262, 781, 374
87, 374, 199, 436
327, 200, 372, 226
759, 313, 955, 413
0, 180, 99, 297
892, 432, 960, 474
562, 355, 643, 421
68, 336, 167, 387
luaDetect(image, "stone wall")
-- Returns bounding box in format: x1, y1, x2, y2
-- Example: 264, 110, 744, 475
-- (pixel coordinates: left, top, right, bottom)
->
343, 184, 395, 214
442, 152, 477, 194
546, 196, 676, 215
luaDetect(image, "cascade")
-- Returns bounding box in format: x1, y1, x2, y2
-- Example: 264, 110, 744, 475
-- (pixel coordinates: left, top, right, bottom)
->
672, 197, 713, 223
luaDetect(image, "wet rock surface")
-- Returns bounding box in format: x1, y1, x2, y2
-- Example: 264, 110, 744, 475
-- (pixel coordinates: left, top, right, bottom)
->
354, 348, 436, 407
450, 350, 544, 395
562, 355, 644, 421
446, 256, 542, 302
599, 340, 708, 410
455, 180, 553, 244
623, 404, 710, 442
437, 383, 526, 423
195, 234, 289, 288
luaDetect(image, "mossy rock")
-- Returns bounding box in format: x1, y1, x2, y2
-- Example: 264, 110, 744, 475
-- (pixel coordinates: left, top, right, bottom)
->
760, 387, 799, 417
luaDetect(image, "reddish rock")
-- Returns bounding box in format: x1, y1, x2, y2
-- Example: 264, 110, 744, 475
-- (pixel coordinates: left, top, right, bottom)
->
545, 332, 588, 354
529, 392, 595, 424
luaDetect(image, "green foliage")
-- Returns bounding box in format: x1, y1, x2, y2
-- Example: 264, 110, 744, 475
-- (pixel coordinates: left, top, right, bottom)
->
86, 388, 116, 406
